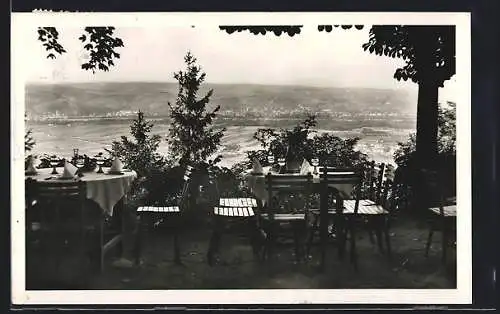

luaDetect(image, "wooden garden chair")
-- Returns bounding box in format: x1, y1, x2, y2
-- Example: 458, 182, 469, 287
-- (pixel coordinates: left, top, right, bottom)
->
28, 180, 104, 278
134, 165, 193, 266
261, 173, 314, 262
206, 167, 262, 266
343, 163, 396, 259
306, 161, 385, 255
422, 169, 457, 265
312, 168, 362, 270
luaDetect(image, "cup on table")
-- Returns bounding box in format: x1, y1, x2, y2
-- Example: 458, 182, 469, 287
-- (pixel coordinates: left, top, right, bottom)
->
278, 157, 286, 173
75, 155, 85, 177
49, 155, 59, 174
267, 153, 275, 166
95, 153, 105, 173
311, 157, 319, 175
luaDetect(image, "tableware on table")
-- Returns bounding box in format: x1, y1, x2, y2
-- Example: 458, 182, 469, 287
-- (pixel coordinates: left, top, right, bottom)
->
311, 157, 319, 175
95, 153, 105, 173
73, 148, 79, 158
267, 152, 275, 166
108, 157, 124, 174
278, 157, 286, 173
60, 159, 78, 179
300, 159, 313, 175
49, 155, 60, 174
251, 158, 263, 175
75, 156, 85, 177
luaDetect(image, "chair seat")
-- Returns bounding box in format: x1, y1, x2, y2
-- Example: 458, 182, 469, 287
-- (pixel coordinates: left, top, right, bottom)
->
310, 208, 340, 214
214, 207, 255, 217
219, 198, 257, 207
344, 200, 389, 215
261, 213, 306, 221
137, 206, 180, 213
429, 205, 456, 217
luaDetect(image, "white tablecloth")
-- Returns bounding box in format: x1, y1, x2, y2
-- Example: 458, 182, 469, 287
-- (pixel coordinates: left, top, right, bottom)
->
245, 166, 355, 205
26, 167, 137, 216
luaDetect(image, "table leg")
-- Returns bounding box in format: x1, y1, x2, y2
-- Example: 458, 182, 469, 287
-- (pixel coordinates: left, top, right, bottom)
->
319, 188, 328, 270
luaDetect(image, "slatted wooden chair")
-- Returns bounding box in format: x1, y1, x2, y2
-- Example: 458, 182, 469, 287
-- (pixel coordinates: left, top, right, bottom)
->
206, 167, 262, 266
29, 180, 101, 278
261, 173, 313, 262
134, 165, 193, 266
343, 163, 395, 258
422, 169, 457, 264
306, 161, 385, 256
312, 168, 363, 270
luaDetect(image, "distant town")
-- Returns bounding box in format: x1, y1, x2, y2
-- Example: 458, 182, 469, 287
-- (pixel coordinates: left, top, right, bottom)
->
26, 108, 416, 122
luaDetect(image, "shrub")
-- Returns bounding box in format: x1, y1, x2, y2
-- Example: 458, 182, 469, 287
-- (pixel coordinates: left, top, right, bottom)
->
236, 114, 368, 171
107, 110, 167, 178
393, 102, 456, 209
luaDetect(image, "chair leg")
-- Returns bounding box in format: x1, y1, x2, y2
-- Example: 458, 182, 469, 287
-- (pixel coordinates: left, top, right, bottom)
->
374, 217, 385, 254
266, 222, 276, 262
337, 216, 347, 260
99, 220, 104, 273
348, 218, 358, 271
134, 214, 144, 266
368, 227, 376, 245
383, 216, 392, 260
306, 215, 318, 258
441, 224, 448, 265
249, 218, 265, 261
425, 225, 434, 258
207, 216, 222, 266
173, 216, 181, 265
293, 223, 300, 262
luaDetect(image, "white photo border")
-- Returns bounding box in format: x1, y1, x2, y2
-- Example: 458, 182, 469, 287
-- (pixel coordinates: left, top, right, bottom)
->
11, 12, 472, 305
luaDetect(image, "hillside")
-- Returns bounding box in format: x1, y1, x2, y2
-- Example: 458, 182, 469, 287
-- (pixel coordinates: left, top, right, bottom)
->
25, 82, 417, 118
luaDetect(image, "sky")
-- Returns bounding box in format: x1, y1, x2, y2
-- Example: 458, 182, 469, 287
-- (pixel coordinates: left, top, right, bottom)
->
26, 25, 457, 102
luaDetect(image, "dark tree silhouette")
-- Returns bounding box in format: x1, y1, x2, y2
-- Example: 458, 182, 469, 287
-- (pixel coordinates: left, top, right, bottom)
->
219, 25, 302, 37
362, 26, 455, 167
36, 26, 124, 73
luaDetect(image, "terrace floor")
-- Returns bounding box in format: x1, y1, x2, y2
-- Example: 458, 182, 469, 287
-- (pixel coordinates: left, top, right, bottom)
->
26, 212, 456, 290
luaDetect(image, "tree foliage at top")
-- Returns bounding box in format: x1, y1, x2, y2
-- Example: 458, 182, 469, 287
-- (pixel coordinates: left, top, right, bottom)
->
167, 52, 226, 166
219, 25, 302, 37
36, 26, 124, 73
361, 26, 455, 86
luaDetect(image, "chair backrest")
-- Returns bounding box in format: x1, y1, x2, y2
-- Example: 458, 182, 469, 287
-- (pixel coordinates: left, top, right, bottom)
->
33, 180, 88, 226
319, 167, 362, 188
420, 168, 452, 216
265, 173, 313, 215
363, 161, 386, 203
178, 165, 194, 210
319, 167, 363, 214
380, 164, 398, 212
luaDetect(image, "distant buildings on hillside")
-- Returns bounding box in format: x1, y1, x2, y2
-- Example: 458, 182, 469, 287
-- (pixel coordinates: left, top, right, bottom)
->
27, 107, 415, 122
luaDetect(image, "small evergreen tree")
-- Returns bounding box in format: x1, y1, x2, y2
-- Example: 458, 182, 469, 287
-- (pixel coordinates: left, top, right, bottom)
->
25, 129, 35, 153
167, 52, 225, 167
108, 110, 166, 177
25, 113, 35, 153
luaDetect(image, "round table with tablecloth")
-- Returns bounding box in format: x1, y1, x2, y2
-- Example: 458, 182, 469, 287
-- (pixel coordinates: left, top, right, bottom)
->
26, 167, 137, 216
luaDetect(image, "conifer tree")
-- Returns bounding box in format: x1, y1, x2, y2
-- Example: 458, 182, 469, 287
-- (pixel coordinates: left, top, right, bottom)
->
109, 110, 165, 177
167, 52, 225, 167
